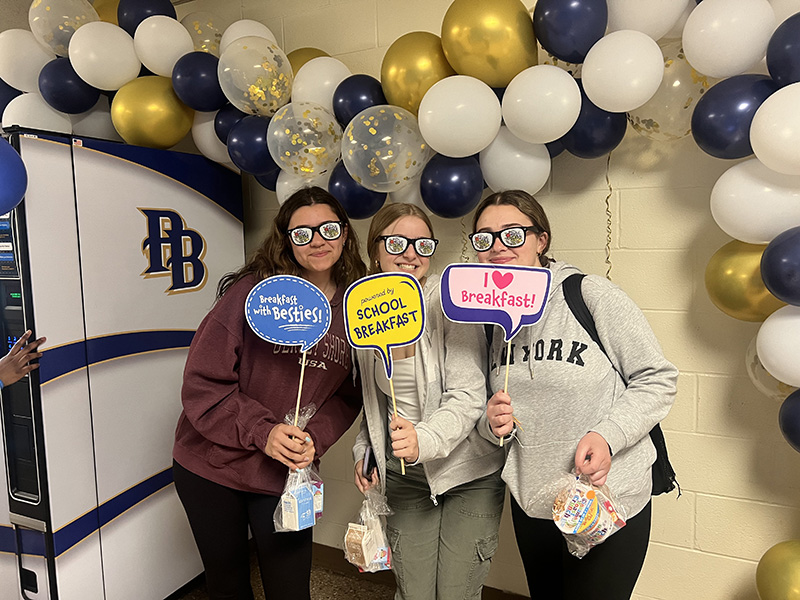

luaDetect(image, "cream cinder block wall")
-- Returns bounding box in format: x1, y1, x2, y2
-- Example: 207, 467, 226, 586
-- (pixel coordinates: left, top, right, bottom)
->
170, 2, 800, 599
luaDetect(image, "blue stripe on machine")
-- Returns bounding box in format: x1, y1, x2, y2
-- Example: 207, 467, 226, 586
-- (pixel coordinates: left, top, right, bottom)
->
77, 137, 243, 221
39, 331, 195, 383
0, 524, 46, 556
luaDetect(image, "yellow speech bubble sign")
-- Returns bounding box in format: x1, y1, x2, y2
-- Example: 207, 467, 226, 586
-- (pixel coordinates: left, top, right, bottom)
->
344, 272, 425, 379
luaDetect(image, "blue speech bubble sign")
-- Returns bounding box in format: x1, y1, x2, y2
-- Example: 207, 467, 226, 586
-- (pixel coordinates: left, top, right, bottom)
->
440, 264, 551, 342
245, 275, 332, 352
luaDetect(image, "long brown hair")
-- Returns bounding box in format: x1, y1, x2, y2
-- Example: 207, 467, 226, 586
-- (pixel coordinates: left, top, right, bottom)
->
472, 190, 553, 267
217, 186, 366, 298
366, 203, 435, 275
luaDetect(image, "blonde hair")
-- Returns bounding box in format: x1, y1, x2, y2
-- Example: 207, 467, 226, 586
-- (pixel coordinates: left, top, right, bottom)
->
366, 203, 435, 275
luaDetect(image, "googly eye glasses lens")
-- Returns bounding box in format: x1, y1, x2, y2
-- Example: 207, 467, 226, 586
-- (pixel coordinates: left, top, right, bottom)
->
379, 235, 438, 257
469, 226, 539, 252
287, 221, 343, 246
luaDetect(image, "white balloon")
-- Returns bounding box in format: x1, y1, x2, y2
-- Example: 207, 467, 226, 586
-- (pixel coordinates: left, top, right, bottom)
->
750, 82, 800, 175
2, 92, 71, 133
0, 29, 56, 93
607, 0, 692, 41
582, 30, 665, 113
134, 16, 194, 78
418, 75, 501, 158
291, 57, 351, 115
663, 1, 695, 39
770, 0, 800, 24
710, 158, 800, 243
275, 169, 332, 205
69, 22, 140, 91
502, 65, 581, 144
70, 95, 122, 141
757, 305, 800, 387
682, 0, 776, 78
220, 19, 277, 53
192, 111, 231, 164
479, 126, 551, 195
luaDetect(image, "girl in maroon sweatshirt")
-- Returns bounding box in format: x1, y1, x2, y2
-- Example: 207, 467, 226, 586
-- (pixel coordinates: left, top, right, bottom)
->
173, 187, 365, 600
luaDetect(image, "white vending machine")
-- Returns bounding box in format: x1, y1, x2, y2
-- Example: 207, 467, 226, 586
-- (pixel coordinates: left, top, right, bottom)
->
0, 129, 245, 599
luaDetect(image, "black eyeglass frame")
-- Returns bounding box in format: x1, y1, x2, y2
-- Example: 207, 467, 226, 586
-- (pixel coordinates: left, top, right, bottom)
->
377, 235, 439, 257
468, 226, 541, 252
287, 221, 344, 246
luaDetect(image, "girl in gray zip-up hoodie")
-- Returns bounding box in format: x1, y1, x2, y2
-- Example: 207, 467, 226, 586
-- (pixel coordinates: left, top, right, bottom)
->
472, 190, 678, 600
352, 203, 505, 600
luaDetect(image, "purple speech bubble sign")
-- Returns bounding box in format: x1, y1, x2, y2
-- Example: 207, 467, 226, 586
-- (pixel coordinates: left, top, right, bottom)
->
440, 263, 551, 341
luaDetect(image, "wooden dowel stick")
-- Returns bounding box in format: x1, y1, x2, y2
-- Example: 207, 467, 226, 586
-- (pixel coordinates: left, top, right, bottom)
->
501, 339, 512, 447
388, 377, 405, 475
293, 350, 307, 428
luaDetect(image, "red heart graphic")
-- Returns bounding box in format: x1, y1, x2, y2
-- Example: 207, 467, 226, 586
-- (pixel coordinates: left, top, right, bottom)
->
492, 271, 514, 289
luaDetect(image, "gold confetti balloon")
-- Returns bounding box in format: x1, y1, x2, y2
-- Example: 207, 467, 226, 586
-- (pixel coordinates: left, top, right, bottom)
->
217, 35, 292, 117
745, 336, 798, 402
28, 0, 100, 57
704, 240, 785, 322
180, 11, 224, 57
287, 47, 330, 76
628, 39, 715, 142
110, 76, 193, 149
266, 101, 343, 178
342, 105, 431, 193
441, 0, 538, 88
380, 31, 456, 115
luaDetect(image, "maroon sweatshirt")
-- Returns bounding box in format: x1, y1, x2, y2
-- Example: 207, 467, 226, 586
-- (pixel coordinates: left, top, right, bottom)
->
173, 274, 362, 496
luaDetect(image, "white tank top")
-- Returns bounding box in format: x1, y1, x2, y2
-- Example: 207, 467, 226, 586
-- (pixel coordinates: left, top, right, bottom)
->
374, 353, 421, 425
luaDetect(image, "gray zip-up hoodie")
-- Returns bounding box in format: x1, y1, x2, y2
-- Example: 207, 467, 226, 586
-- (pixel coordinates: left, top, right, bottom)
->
479, 261, 678, 520
353, 274, 504, 498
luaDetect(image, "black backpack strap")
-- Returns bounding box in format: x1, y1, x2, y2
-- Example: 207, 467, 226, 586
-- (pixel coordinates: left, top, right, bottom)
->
563, 273, 607, 356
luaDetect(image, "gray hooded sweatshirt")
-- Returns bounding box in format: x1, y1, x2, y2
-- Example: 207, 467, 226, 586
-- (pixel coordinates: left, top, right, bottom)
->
479, 261, 678, 520
353, 273, 504, 498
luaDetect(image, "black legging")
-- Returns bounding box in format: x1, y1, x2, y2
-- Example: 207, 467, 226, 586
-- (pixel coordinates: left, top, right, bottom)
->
173, 461, 313, 600
510, 495, 652, 600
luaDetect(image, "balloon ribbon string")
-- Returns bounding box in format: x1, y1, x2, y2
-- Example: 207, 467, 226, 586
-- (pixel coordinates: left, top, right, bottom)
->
389, 377, 405, 475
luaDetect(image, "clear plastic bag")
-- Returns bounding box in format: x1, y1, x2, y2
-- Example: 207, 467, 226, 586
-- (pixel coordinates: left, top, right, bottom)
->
273, 403, 323, 533
343, 488, 393, 572
552, 473, 627, 558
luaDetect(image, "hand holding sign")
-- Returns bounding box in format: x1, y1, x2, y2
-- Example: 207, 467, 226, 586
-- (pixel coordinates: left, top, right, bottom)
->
345, 273, 426, 474
440, 264, 551, 445
245, 275, 332, 428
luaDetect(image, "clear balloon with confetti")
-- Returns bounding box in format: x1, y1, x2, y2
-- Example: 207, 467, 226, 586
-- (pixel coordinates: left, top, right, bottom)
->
28, 0, 100, 57
267, 101, 343, 178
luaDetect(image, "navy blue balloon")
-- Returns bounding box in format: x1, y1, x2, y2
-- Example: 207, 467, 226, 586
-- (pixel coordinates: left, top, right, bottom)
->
332, 74, 387, 128
227, 116, 276, 176
779, 390, 800, 453
214, 104, 248, 144
328, 162, 387, 219
491, 87, 506, 104
534, 0, 608, 64
420, 155, 483, 219
691, 75, 778, 160
0, 76, 22, 117
560, 79, 627, 159
38, 57, 100, 114
172, 52, 227, 112
0, 140, 28, 214
254, 164, 282, 192
767, 13, 800, 87
761, 226, 800, 306
546, 139, 565, 158
117, 0, 176, 36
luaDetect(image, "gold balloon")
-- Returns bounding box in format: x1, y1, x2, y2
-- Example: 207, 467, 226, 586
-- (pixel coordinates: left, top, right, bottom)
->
380, 32, 456, 115
705, 241, 786, 322
287, 47, 330, 76
757, 540, 800, 600
111, 77, 193, 150
93, 0, 119, 26
441, 0, 538, 88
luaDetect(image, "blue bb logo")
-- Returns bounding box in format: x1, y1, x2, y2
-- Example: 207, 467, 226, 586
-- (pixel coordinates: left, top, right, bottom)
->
140, 208, 206, 294
245, 276, 332, 352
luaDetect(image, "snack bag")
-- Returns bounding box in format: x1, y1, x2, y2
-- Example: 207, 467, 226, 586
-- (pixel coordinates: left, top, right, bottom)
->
552, 473, 626, 558
344, 489, 393, 572
273, 404, 324, 532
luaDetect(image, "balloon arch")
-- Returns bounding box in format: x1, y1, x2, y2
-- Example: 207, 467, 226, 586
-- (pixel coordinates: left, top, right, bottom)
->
2, 0, 800, 591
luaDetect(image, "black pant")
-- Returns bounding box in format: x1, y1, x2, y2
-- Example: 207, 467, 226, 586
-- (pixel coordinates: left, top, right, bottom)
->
173, 461, 313, 600
510, 495, 651, 600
